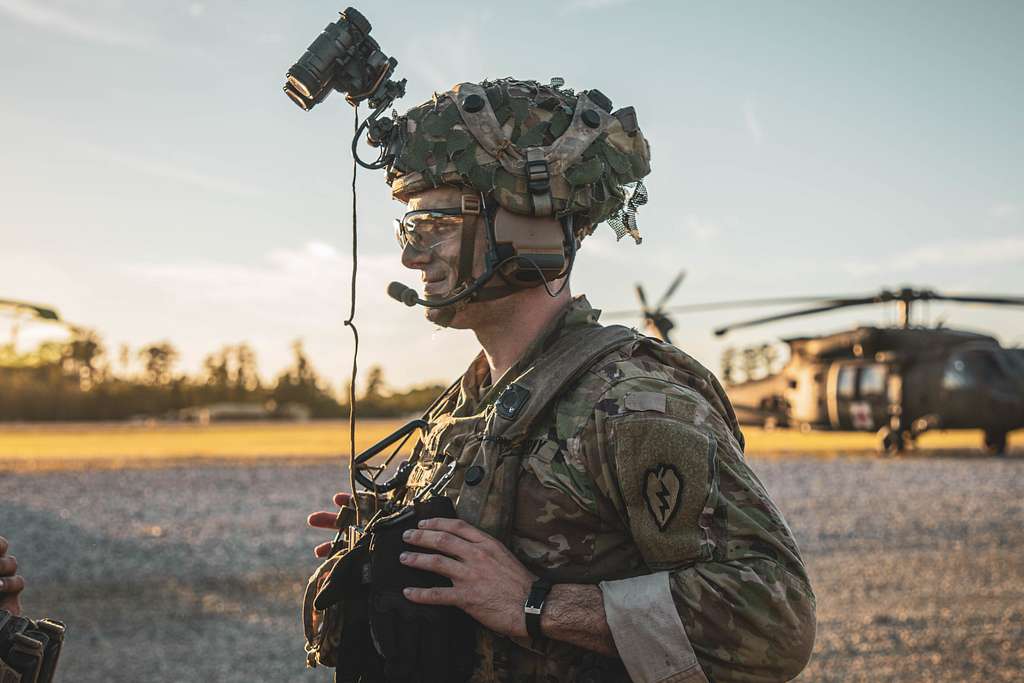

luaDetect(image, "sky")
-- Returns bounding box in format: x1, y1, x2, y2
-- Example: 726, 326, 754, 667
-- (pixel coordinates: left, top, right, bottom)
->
2, 0, 1023, 392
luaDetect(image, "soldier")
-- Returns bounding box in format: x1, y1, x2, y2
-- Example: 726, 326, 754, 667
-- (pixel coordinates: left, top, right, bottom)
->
0, 536, 24, 616
1, 535, 65, 682
307, 78, 815, 682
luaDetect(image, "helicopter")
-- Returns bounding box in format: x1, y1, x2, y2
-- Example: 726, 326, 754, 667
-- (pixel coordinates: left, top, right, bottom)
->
0, 299, 64, 346
606, 285, 1024, 455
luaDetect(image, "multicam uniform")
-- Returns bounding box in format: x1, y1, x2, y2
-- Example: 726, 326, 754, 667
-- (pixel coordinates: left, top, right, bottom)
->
397, 297, 816, 683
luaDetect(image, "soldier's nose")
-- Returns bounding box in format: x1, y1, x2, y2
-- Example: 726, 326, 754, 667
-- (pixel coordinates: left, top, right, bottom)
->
401, 244, 431, 269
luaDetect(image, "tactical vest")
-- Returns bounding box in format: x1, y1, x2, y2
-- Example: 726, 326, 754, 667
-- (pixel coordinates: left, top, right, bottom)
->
396, 324, 743, 683
391, 324, 632, 683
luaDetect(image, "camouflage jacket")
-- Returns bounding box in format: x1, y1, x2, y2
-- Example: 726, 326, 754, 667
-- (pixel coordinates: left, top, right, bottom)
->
396, 297, 816, 683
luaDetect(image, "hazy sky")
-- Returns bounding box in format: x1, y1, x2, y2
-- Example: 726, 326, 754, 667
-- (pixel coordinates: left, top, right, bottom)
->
2, 0, 1023, 392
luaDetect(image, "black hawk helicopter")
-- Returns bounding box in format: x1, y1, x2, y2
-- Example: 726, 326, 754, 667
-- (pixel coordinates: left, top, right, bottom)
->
607, 285, 1024, 455
0, 299, 65, 346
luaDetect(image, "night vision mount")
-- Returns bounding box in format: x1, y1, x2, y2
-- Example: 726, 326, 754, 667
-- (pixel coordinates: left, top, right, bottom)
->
283, 7, 406, 169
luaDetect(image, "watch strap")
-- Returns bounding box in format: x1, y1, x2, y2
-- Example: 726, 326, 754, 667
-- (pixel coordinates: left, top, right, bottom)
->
524, 578, 553, 640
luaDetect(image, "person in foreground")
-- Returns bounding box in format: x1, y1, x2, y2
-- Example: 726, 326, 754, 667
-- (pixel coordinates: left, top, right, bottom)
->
305, 78, 816, 682
0, 536, 66, 682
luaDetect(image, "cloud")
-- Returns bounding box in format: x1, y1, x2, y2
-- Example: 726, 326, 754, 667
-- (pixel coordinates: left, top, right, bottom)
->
743, 100, 763, 146
684, 216, 720, 242
0, 0, 151, 48
122, 242, 481, 384
989, 202, 1020, 220
187, 2, 206, 19
562, 0, 635, 10
842, 236, 1024, 277
76, 142, 260, 197
127, 242, 403, 330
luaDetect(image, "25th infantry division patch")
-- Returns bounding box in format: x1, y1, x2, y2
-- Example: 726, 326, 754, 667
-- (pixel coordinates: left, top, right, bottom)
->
643, 464, 683, 530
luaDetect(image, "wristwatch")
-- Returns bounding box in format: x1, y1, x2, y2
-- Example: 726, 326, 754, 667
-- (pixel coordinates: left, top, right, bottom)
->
524, 578, 553, 640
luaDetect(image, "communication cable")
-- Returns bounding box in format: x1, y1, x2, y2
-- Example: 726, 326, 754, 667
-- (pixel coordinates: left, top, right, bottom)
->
345, 106, 362, 527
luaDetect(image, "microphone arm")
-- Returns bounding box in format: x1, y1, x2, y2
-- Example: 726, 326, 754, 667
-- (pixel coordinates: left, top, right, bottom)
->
387, 266, 497, 309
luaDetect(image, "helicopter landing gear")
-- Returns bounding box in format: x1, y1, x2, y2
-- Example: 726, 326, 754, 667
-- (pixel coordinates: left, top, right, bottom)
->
878, 426, 911, 456
983, 431, 1008, 456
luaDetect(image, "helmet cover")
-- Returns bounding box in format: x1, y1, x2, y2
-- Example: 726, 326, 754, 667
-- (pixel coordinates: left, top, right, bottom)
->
387, 78, 651, 243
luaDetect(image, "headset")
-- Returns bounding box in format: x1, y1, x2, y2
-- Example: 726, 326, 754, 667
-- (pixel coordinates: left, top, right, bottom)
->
387, 194, 577, 310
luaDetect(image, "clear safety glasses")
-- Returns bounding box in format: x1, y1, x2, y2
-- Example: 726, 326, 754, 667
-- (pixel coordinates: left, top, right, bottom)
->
394, 208, 466, 254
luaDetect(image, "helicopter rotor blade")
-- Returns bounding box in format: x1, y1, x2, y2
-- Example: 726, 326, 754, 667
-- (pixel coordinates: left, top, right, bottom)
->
601, 295, 855, 319
654, 270, 687, 312
662, 295, 853, 314
713, 298, 883, 337
0, 299, 61, 321
925, 294, 1024, 307
634, 284, 650, 315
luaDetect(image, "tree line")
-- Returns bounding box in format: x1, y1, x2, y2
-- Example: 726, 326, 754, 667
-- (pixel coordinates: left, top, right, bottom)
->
0, 331, 445, 422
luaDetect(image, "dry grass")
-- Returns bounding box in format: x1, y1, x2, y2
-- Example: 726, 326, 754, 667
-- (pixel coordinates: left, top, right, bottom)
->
0, 419, 408, 472
0, 419, 1018, 473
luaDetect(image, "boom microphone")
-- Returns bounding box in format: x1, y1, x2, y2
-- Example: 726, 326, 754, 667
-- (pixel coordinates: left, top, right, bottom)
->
386, 278, 490, 309
387, 281, 420, 306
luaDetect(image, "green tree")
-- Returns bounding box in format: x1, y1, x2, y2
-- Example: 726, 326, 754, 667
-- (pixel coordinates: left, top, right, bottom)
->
139, 341, 179, 386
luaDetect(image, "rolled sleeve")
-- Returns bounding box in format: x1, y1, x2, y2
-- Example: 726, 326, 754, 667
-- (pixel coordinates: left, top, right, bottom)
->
599, 572, 709, 683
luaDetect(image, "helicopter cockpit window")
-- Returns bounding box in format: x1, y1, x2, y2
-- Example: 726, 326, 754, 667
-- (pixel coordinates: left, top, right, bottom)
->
943, 351, 1001, 390
859, 365, 887, 397
943, 355, 971, 390
837, 366, 857, 399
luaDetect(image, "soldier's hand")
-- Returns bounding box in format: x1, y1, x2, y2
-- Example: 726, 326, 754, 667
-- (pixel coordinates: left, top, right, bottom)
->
0, 536, 25, 616
307, 492, 354, 558
400, 518, 536, 639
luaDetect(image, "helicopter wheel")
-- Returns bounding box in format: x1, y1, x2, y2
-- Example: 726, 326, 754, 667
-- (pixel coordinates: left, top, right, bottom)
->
878, 427, 909, 456
983, 431, 1008, 456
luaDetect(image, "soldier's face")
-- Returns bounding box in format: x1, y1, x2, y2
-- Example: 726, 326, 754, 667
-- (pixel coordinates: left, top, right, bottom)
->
400, 186, 486, 328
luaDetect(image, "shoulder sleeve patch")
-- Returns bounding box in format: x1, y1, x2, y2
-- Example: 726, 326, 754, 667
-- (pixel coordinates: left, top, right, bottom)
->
610, 416, 718, 569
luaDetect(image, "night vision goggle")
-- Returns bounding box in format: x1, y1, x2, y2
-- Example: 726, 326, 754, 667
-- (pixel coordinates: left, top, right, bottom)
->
284, 7, 406, 169
286, 8, 577, 311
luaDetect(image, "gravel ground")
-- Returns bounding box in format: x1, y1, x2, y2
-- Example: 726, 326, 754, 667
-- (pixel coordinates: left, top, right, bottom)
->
2, 453, 1022, 682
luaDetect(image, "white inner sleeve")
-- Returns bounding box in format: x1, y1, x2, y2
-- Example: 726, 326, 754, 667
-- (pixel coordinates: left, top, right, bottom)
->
599, 571, 709, 683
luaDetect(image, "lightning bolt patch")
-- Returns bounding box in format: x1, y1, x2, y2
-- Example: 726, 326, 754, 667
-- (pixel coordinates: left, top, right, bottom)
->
643, 464, 683, 531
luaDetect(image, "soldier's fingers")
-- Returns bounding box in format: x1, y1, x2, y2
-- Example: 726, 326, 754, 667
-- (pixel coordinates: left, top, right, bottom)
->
402, 586, 458, 606
308, 511, 343, 529
314, 541, 333, 558
417, 517, 490, 543
0, 537, 8, 556
0, 556, 15, 576
0, 575, 25, 594
332, 492, 352, 507
399, 551, 466, 579
402, 529, 474, 559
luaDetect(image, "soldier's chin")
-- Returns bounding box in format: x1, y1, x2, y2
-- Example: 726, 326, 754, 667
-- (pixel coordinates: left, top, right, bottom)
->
421, 289, 458, 327
425, 304, 461, 328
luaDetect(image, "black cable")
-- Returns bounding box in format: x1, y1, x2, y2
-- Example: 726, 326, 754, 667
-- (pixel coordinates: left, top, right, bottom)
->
346, 106, 362, 525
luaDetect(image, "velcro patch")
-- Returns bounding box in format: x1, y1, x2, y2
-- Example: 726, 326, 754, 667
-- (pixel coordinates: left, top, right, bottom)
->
624, 391, 666, 414
611, 416, 716, 568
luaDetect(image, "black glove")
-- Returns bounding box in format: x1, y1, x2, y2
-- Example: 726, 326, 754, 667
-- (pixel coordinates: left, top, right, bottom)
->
367, 496, 476, 683
0, 610, 65, 683
308, 539, 385, 682
312, 496, 476, 683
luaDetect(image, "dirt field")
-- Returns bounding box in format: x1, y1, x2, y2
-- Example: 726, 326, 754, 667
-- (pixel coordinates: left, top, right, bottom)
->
2, 428, 1022, 682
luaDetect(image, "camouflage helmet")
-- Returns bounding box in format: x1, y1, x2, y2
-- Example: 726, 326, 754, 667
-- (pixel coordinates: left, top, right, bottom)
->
386, 77, 651, 243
